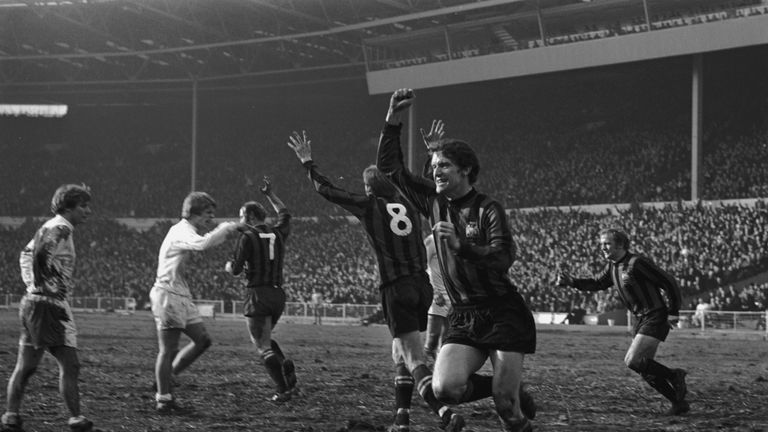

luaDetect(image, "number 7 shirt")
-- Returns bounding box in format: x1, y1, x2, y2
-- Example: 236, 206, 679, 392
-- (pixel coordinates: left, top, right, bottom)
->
301, 160, 427, 287
231, 209, 291, 289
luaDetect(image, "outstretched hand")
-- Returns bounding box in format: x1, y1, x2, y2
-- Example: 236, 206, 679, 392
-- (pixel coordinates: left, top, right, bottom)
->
420, 119, 445, 152
287, 130, 312, 164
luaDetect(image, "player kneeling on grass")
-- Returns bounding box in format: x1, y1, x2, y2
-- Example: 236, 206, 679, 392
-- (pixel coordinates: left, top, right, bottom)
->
288, 131, 464, 432
150, 192, 246, 414
556, 228, 690, 416
377, 89, 537, 432
225, 177, 298, 402
2, 184, 97, 432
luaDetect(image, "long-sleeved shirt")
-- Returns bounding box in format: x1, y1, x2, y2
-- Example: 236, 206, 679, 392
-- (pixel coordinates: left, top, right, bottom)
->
376, 122, 517, 306
303, 160, 426, 287
231, 209, 291, 288
572, 251, 682, 316
153, 219, 236, 296
19, 214, 76, 300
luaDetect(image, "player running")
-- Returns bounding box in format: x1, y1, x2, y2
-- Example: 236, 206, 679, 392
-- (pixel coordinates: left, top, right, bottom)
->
556, 228, 689, 416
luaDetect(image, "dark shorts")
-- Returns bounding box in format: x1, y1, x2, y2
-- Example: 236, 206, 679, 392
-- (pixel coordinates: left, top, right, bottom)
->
633, 309, 670, 341
443, 291, 536, 354
19, 294, 76, 349
244, 286, 286, 326
380, 272, 433, 337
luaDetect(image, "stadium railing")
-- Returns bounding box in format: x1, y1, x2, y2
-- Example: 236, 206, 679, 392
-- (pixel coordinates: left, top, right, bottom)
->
0, 295, 381, 324
677, 309, 768, 335
1, 295, 765, 335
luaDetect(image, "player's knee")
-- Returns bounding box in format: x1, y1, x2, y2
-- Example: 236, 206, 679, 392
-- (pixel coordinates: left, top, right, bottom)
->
626, 356, 647, 374
432, 381, 463, 404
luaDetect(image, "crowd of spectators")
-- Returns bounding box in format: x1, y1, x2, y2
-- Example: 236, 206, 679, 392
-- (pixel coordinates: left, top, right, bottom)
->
2, 102, 768, 217
508, 202, 768, 313
1, 42, 766, 314
1, 200, 767, 314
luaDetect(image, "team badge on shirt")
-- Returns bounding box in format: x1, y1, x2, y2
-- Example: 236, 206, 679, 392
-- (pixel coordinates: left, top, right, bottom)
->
465, 222, 479, 240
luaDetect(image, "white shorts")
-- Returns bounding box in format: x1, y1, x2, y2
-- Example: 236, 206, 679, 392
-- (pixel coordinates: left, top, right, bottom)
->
150, 287, 202, 331
428, 301, 450, 318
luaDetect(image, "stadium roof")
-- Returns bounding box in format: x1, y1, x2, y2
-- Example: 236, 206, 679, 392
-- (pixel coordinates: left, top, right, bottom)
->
0, 0, 657, 100
0, 0, 747, 104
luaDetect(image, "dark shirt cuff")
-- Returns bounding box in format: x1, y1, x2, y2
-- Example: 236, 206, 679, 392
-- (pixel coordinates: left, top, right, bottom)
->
383, 122, 402, 135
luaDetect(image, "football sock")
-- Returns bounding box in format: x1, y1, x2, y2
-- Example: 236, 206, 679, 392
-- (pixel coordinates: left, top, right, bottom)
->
642, 373, 677, 402
642, 359, 675, 380
262, 349, 288, 393
394, 362, 414, 423
270, 340, 286, 362
412, 364, 450, 415
459, 373, 494, 403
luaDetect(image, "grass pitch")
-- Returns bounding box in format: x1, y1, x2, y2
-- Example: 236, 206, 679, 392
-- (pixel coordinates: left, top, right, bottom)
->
1, 311, 767, 431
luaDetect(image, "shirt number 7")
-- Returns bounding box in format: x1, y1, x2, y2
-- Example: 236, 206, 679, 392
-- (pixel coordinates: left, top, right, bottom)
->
259, 233, 276, 260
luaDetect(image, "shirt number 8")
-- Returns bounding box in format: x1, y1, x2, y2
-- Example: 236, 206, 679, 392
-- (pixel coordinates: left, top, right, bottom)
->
386, 203, 413, 236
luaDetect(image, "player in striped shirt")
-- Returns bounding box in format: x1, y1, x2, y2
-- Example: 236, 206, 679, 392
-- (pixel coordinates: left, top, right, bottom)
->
287, 131, 464, 432
224, 177, 297, 403
556, 228, 689, 416
377, 89, 537, 432
150, 192, 245, 414
2, 184, 96, 432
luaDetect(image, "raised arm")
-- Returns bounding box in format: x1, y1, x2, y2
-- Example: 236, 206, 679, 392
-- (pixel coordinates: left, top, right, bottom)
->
260, 176, 286, 214
287, 130, 367, 216
376, 89, 436, 216
419, 119, 445, 179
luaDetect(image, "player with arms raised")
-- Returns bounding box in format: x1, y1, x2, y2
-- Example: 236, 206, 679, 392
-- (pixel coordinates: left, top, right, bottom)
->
287, 131, 464, 432
377, 89, 537, 432
225, 177, 298, 402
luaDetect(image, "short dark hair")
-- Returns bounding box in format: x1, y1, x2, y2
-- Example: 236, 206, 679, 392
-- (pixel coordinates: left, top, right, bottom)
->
363, 165, 398, 198
181, 192, 216, 219
50, 184, 91, 215
599, 228, 630, 250
241, 201, 267, 221
435, 139, 480, 184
